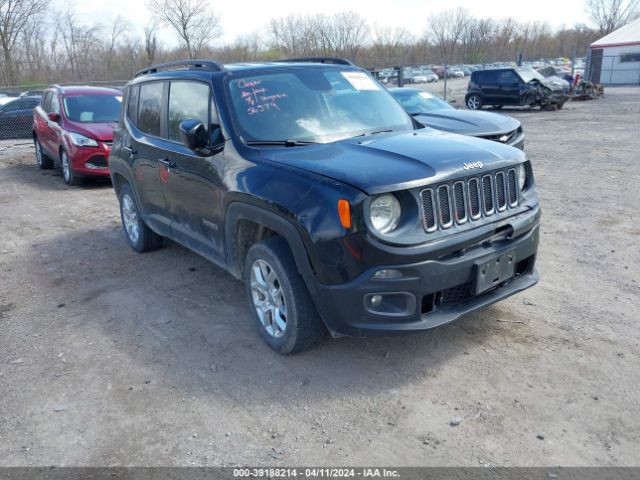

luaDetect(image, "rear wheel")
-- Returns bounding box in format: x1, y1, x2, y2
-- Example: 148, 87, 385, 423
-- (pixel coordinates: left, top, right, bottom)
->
466, 94, 483, 110
34, 138, 53, 169
61, 150, 81, 186
118, 183, 163, 252
245, 237, 326, 354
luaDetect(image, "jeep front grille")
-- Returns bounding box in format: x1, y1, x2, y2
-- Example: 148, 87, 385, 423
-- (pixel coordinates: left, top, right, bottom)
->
419, 168, 519, 232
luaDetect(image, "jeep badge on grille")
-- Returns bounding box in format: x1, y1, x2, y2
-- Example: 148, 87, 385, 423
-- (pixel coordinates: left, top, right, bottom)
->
463, 161, 484, 170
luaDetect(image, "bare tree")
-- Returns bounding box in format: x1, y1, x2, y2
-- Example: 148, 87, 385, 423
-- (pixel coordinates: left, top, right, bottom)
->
144, 23, 159, 65
106, 15, 129, 77
586, 0, 640, 34
371, 25, 412, 67
147, 0, 221, 58
426, 8, 471, 65
0, 0, 49, 84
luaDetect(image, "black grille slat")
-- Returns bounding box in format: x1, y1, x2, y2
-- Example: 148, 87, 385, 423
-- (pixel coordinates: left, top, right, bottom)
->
420, 189, 436, 232
482, 175, 494, 214
468, 178, 481, 219
420, 168, 520, 233
437, 186, 452, 227
507, 169, 518, 206
453, 182, 466, 223
495, 172, 506, 211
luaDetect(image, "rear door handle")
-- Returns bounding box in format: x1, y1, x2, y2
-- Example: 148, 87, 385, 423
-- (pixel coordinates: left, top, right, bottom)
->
158, 158, 177, 169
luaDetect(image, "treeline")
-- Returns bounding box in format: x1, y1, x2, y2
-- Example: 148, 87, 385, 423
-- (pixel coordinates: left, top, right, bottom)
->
0, 0, 621, 87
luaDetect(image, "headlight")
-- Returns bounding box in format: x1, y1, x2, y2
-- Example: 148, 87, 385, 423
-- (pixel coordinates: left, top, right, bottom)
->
369, 194, 401, 234
69, 132, 98, 147
518, 163, 527, 191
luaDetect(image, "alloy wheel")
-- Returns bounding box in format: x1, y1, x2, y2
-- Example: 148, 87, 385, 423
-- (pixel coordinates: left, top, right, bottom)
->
467, 95, 481, 110
121, 194, 140, 244
35, 141, 42, 167
250, 259, 287, 338
62, 152, 70, 183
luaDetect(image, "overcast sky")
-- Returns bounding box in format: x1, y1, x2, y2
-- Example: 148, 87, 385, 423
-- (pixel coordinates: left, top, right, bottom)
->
61, 0, 592, 45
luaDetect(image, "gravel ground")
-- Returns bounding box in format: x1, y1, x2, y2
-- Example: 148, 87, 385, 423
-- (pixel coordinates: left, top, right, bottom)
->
0, 88, 639, 467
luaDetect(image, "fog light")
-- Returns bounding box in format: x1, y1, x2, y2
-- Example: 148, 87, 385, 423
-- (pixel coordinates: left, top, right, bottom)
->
370, 295, 383, 308
373, 269, 403, 280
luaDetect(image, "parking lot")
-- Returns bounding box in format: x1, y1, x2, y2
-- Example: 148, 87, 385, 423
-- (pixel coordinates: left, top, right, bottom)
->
1, 87, 639, 466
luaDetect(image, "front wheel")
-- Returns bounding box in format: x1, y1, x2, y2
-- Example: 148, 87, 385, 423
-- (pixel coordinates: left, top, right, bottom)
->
61, 150, 81, 186
466, 94, 483, 110
245, 237, 326, 354
35, 138, 53, 169
118, 183, 163, 253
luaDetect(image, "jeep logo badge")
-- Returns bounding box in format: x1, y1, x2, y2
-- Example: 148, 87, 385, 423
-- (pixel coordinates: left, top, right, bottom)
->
463, 161, 484, 170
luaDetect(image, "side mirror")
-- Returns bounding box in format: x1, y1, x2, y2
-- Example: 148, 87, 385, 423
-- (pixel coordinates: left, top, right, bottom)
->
179, 119, 207, 150
48, 112, 60, 122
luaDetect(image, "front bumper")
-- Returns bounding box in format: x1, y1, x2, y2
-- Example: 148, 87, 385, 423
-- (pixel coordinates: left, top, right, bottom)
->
313, 220, 539, 337
67, 141, 112, 177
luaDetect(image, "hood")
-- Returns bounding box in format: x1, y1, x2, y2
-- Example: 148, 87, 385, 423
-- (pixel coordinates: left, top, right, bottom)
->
543, 76, 570, 90
414, 109, 520, 136
65, 120, 116, 141
261, 129, 526, 195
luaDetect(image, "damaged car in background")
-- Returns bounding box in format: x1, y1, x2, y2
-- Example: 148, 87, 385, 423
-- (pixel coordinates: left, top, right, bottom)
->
466, 67, 570, 110
390, 88, 524, 150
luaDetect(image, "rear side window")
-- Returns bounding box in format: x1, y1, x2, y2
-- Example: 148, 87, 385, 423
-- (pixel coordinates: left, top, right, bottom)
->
476, 71, 497, 84
137, 82, 163, 136
127, 85, 139, 126
167, 81, 209, 142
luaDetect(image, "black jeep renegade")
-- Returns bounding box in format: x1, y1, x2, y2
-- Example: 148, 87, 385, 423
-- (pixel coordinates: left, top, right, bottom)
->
110, 58, 540, 353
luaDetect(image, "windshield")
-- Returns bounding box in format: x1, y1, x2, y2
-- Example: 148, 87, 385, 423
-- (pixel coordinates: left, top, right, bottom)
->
516, 67, 546, 83
62, 94, 122, 123
227, 68, 414, 143
391, 90, 452, 114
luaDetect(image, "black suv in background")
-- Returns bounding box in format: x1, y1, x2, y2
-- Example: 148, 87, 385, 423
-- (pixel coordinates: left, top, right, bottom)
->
110, 59, 540, 353
466, 67, 569, 110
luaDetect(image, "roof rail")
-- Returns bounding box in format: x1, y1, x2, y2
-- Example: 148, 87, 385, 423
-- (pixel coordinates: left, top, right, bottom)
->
277, 57, 355, 66
135, 60, 225, 78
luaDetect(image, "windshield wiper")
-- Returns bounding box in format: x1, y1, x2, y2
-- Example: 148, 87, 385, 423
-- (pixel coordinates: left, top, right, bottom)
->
245, 140, 317, 147
348, 129, 394, 140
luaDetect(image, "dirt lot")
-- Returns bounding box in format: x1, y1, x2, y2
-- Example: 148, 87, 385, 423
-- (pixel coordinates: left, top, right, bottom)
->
1, 88, 639, 467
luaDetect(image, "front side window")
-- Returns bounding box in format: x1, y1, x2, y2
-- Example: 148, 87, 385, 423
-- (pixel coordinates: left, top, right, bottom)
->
167, 81, 209, 142
50, 92, 61, 115
137, 82, 163, 136
498, 71, 519, 85
227, 68, 413, 144
62, 94, 122, 123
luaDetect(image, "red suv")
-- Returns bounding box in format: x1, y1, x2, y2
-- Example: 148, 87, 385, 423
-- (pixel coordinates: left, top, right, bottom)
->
32, 85, 122, 185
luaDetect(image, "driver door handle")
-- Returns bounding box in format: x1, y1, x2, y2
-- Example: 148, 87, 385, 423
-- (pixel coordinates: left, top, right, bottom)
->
158, 158, 177, 169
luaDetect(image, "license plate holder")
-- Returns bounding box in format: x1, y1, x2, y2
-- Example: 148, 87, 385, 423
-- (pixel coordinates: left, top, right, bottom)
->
473, 250, 516, 295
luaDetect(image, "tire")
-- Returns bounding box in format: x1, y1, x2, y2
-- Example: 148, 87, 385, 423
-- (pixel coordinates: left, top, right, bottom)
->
244, 237, 326, 354
34, 137, 53, 169
118, 183, 163, 253
466, 94, 483, 110
61, 150, 81, 186
556, 102, 564, 110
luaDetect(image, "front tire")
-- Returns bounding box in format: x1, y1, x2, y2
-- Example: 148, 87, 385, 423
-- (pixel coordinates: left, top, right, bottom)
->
34, 138, 53, 169
466, 94, 483, 110
61, 150, 81, 186
245, 237, 326, 354
118, 183, 163, 253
